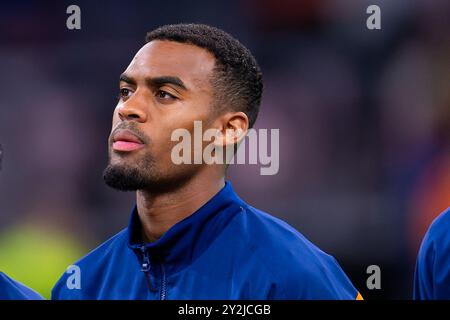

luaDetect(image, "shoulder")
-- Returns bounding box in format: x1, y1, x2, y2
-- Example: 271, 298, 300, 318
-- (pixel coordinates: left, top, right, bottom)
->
417, 207, 450, 265
239, 205, 342, 265
233, 205, 359, 299
70, 228, 129, 268
0, 272, 43, 300
422, 207, 450, 247
51, 228, 129, 299
414, 207, 450, 299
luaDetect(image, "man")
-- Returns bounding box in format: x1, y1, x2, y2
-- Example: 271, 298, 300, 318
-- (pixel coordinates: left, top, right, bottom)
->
414, 207, 450, 299
0, 144, 43, 300
52, 24, 361, 300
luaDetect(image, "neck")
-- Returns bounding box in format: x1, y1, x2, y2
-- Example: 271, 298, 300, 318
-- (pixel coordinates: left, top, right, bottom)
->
136, 170, 225, 243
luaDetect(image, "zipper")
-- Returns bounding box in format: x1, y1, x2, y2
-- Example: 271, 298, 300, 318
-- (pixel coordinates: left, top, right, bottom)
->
140, 246, 153, 290
139, 246, 167, 299
160, 263, 167, 300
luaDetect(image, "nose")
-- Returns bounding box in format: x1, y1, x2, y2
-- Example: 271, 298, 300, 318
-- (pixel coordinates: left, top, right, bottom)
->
117, 93, 148, 123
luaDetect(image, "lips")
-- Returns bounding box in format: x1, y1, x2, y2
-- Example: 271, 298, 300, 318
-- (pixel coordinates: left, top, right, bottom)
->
112, 129, 145, 152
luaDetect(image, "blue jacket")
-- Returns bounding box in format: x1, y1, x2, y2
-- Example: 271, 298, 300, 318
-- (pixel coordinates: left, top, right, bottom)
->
414, 207, 450, 299
52, 182, 359, 300
0, 272, 43, 300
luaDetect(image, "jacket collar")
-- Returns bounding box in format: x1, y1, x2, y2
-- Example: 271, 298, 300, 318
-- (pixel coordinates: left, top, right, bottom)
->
127, 181, 246, 273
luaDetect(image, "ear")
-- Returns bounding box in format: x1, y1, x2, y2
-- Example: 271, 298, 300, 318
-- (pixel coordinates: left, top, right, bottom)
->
213, 111, 249, 148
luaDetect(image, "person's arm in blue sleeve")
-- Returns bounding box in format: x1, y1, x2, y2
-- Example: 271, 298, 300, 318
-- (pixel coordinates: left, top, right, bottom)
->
0, 272, 44, 300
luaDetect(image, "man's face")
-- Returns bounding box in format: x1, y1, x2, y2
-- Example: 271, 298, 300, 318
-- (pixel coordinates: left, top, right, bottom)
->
103, 40, 217, 191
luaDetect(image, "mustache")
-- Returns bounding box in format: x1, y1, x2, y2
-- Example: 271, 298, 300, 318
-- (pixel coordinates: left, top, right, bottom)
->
109, 122, 150, 145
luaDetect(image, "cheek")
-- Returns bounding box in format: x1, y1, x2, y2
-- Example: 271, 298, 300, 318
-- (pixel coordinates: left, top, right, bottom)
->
148, 120, 186, 163
168, 107, 212, 132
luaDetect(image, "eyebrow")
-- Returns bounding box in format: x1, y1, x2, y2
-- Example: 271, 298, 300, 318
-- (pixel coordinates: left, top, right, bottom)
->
119, 74, 188, 91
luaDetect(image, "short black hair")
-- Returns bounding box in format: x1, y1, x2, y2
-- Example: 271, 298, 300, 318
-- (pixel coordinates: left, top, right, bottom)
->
145, 23, 263, 128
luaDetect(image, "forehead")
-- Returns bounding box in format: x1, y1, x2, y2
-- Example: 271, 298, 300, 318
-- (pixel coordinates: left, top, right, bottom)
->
124, 40, 216, 87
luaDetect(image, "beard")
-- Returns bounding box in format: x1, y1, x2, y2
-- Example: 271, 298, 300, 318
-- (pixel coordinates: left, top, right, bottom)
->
103, 154, 157, 191
103, 152, 198, 194
103, 121, 158, 191
103, 121, 204, 193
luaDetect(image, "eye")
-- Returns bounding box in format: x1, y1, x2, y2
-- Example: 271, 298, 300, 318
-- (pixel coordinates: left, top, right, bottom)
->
119, 88, 132, 100
155, 90, 177, 101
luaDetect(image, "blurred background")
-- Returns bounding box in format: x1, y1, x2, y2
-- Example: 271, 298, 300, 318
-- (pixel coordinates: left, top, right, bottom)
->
0, 0, 449, 299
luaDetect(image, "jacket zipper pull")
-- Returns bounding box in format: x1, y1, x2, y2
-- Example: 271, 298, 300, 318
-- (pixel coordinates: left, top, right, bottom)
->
140, 246, 151, 273
140, 246, 154, 291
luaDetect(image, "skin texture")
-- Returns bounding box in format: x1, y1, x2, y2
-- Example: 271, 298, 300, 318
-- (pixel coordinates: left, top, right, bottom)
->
107, 40, 249, 242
